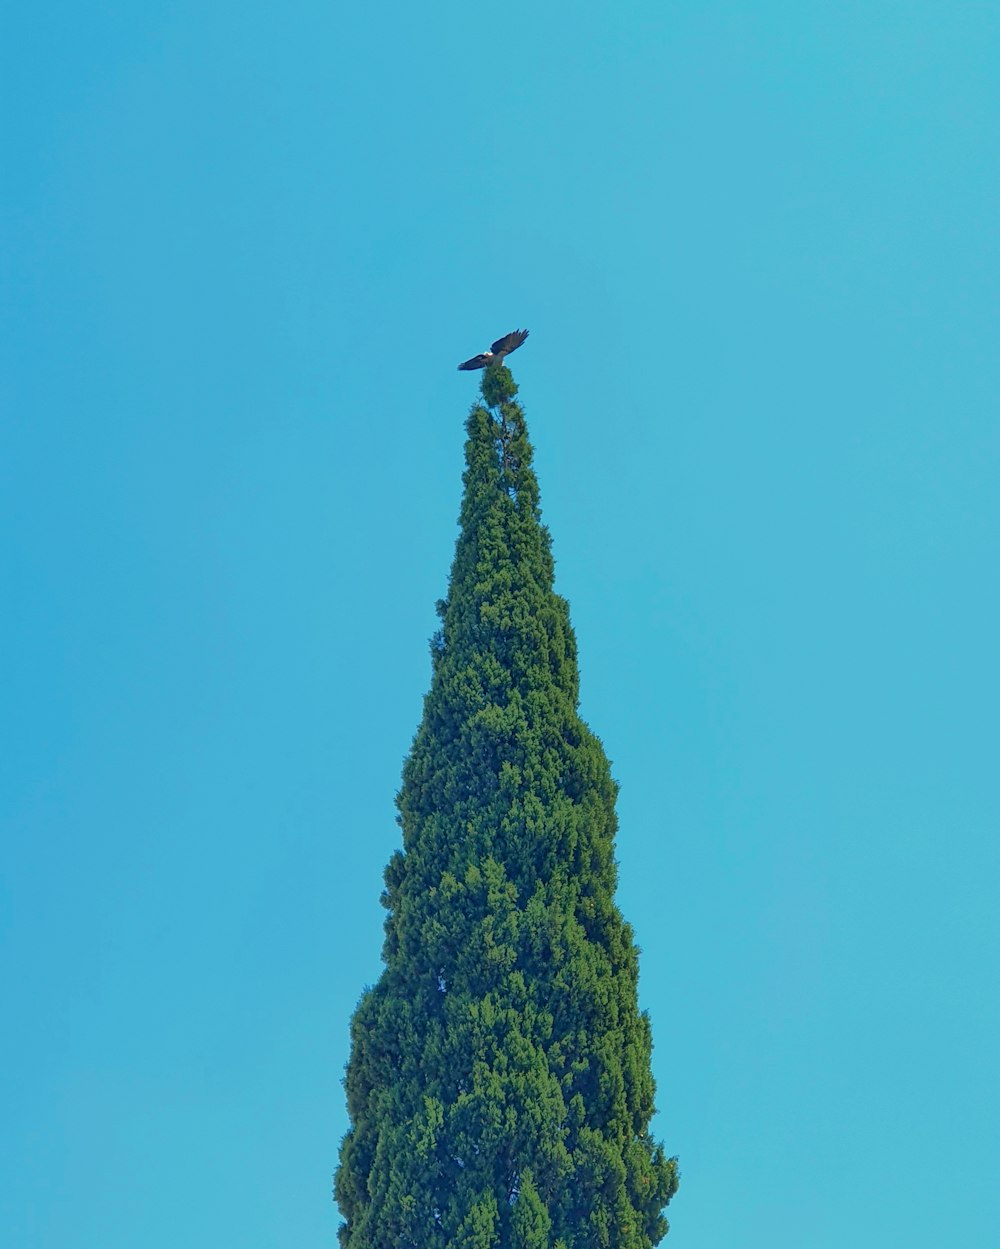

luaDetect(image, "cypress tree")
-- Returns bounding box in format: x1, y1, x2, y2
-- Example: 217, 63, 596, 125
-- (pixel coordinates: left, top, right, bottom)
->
336, 364, 678, 1249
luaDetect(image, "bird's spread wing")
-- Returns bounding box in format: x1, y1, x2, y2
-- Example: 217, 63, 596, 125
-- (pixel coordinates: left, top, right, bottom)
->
491, 328, 529, 356
457, 329, 529, 371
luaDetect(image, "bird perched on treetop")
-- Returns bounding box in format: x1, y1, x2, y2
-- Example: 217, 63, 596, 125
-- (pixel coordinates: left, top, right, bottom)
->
457, 328, 529, 371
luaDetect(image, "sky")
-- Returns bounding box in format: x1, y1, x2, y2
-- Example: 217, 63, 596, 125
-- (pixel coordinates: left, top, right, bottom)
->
2, 2, 998, 1246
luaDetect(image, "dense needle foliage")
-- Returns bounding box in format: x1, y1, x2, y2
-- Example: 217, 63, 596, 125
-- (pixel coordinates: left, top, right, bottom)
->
336, 365, 678, 1249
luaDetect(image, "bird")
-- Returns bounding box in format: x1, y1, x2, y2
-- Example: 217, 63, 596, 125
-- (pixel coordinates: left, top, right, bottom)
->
457, 328, 529, 371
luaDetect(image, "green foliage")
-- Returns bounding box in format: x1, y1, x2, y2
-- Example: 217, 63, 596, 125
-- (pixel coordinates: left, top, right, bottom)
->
481, 362, 519, 409
336, 367, 678, 1248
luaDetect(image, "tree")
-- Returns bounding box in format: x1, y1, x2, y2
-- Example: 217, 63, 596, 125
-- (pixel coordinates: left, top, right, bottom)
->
336, 364, 678, 1249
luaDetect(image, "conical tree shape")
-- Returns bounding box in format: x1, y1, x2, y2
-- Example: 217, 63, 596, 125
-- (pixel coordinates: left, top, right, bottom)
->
336, 365, 678, 1249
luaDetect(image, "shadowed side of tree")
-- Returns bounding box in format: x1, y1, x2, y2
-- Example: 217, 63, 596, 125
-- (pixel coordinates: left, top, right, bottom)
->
336, 364, 678, 1249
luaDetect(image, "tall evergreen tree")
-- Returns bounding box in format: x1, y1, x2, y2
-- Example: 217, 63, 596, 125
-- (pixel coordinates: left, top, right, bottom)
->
336, 365, 678, 1249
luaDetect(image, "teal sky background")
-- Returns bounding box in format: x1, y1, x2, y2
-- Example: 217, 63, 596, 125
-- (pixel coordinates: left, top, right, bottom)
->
2, 3, 998, 1246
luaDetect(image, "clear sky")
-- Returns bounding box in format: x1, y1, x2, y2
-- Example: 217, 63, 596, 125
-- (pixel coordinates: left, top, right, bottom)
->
2, 3, 998, 1246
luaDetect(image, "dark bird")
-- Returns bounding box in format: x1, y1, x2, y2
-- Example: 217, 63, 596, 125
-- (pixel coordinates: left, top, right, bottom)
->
457, 328, 529, 371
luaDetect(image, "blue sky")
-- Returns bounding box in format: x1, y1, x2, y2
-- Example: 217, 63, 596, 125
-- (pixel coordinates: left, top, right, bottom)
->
2, 2, 998, 1246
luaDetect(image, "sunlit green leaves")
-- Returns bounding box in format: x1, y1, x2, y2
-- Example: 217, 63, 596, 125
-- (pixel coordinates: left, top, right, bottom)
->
336, 369, 677, 1248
